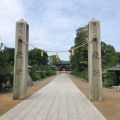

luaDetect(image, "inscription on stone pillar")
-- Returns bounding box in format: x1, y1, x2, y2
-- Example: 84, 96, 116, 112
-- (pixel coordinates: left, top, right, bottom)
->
13, 19, 29, 100
92, 51, 99, 59
93, 70, 100, 76
15, 69, 23, 75
88, 18, 102, 101
16, 51, 23, 58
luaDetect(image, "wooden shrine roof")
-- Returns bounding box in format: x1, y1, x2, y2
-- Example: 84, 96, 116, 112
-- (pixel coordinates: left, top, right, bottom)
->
108, 66, 120, 72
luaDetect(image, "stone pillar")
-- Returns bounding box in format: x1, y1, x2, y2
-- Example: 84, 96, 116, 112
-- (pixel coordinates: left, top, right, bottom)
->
88, 18, 102, 101
13, 19, 29, 100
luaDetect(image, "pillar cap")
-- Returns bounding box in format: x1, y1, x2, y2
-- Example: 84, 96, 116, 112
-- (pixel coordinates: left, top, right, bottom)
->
17, 19, 26, 23
90, 17, 99, 22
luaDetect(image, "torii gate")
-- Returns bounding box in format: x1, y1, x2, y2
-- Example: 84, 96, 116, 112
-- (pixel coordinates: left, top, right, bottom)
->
13, 18, 102, 101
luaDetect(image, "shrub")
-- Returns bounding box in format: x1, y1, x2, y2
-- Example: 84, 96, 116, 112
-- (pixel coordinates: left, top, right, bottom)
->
41, 72, 46, 78
29, 64, 40, 81
103, 72, 117, 87
29, 65, 56, 81
71, 68, 80, 76
0, 65, 14, 86
30, 73, 38, 81
71, 68, 88, 81
79, 71, 88, 81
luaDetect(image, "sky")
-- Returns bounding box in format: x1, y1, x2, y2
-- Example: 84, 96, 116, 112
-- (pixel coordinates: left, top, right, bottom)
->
0, 0, 120, 61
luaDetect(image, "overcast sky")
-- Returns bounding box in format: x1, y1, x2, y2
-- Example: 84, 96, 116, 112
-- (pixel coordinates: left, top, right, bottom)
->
0, 0, 120, 60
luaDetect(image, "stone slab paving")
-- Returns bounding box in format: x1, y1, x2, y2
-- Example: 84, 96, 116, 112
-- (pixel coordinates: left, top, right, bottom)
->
0, 73, 106, 120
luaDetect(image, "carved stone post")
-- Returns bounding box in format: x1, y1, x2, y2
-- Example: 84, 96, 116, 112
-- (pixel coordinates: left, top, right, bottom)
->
13, 19, 29, 100
88, 18, 102, 101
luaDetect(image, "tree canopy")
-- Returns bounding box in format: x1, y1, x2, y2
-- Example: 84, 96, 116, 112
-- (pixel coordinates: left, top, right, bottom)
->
70, 26, 88, 71
0, 25, 120, 87
48, 55, 62, 66
28, 48, 48, 66
0, 46, 14, 85
101, 42, 117, 69
70, 25, 120, 72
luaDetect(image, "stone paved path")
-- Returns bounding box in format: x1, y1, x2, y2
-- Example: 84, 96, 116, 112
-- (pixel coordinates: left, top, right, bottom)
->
0, 73, 106, 120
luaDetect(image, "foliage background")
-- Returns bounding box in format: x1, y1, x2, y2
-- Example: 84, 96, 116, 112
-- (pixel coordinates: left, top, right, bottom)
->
70, 25, 120, 87
0, 25, 120, 88
0, 46, 56, 89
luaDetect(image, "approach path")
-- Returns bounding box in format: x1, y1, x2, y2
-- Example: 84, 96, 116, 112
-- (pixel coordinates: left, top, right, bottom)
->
0, 73, 106, 120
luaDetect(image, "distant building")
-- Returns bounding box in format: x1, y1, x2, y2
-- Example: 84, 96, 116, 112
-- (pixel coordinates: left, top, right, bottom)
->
57, 61, 70, 72
108, 65, 120, 84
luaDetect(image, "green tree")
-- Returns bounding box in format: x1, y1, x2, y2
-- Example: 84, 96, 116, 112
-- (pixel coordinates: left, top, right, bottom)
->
0, 45, 14, 86
48, 55, 62, 66
28, 48, 48, 66
70, 26, 88, 71
70, 25, 120, 83
116, 52, 120, 64
4, 47, 15, 65
101, 42, 117, 69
